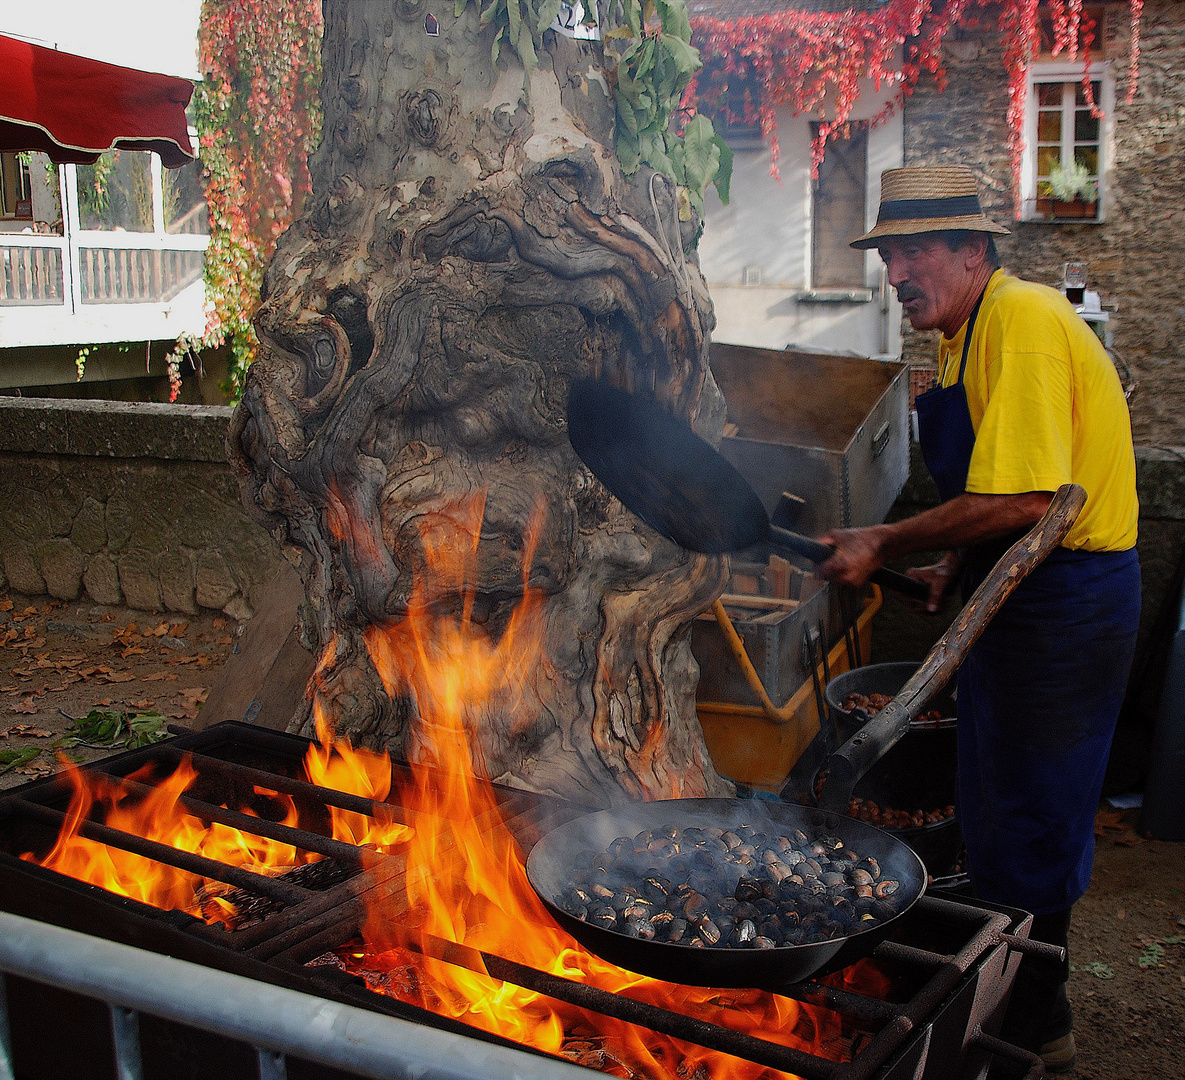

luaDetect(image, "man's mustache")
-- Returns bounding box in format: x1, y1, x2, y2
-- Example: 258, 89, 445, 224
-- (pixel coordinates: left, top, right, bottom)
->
895, 286, 924, 303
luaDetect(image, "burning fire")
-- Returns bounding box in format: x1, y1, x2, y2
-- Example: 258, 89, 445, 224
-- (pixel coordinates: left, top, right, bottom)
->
22, 492, 882, 1077
24, 757, 318, 923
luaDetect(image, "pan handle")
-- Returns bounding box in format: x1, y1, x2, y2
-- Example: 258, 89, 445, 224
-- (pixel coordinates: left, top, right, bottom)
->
767, 527, 930, 601
819, 484, 1087, 812
767, 525, 833, 563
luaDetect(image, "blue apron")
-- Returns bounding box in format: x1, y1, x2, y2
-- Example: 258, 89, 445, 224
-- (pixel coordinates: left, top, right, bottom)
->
915, 293, 1140, 914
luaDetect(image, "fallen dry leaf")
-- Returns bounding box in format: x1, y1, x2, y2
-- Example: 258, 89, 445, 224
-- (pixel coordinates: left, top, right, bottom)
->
121, 646, 148, 658
0, 684, 21, 693
127, 698, 155, 710
0, 599, 13, 612
2, 724, 53, 738
1116, 832, 1149, 847
169, 623, 189, 637
15, 759, 55, 778
179, 687, 209, 707
98, 671, 137, 684
9, 698, 39, 714
143, 672, 179, 682
213, 617, 226, 629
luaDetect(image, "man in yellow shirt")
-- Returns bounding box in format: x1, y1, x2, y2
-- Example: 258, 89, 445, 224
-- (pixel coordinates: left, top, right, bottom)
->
820, 165, 1140, 1072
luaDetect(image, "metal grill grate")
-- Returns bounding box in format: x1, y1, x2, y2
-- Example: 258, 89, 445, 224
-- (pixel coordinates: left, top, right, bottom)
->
0, 723, 1050, 1080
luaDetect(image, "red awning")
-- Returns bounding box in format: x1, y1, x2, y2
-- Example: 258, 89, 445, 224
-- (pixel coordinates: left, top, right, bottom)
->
0, 34, 195, 168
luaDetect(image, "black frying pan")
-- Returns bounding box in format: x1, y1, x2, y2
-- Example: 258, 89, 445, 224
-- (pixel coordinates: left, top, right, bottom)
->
567, 378, 929, 601
525, 798, 926, 988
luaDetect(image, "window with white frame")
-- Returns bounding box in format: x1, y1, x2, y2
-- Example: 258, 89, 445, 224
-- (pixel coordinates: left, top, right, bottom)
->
1021, 62, 1113, 222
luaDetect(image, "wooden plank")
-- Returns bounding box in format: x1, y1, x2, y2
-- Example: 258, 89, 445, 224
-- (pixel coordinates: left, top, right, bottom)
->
196, 561, 316, 732
16, 247, 30, 300
767, 554, 792, 599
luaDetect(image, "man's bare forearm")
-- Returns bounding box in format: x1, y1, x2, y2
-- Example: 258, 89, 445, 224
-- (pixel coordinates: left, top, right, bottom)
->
874, 491, 1053, 561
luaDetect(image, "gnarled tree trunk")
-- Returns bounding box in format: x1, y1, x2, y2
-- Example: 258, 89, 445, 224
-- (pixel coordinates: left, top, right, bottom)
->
230, 0, 732, 804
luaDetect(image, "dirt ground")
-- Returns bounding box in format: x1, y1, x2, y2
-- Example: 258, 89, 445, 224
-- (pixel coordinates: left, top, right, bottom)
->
0, 587, 234, 787
1060, 818, 1185, 1080
1, 586, 1182, 1078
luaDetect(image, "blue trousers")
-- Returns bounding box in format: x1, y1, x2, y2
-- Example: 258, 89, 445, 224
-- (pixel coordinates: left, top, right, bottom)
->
957, 547, 1140, 914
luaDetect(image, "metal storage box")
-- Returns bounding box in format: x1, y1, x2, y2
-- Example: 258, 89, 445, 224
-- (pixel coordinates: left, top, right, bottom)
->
692, 575, 831, 710
710, 343, 911, 539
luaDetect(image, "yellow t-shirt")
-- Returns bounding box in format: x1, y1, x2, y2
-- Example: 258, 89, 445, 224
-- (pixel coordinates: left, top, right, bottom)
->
937, 269, 1138, 551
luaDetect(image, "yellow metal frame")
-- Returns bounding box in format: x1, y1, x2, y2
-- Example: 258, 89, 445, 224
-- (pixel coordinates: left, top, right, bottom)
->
697, 585, 883, 790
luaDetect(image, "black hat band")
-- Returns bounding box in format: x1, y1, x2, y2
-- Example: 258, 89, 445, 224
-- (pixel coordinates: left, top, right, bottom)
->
877, 195, 983, 222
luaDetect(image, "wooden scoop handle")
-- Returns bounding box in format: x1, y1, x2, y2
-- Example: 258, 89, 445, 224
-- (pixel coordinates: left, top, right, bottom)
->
819, 483, 1088, 813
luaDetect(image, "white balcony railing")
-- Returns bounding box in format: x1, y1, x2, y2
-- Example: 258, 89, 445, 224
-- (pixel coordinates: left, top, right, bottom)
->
0, 235, 66, 305
0, 159, 209, 351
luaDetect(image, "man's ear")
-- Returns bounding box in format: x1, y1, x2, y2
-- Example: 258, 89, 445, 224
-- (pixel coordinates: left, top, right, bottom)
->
963, 234, 989, 271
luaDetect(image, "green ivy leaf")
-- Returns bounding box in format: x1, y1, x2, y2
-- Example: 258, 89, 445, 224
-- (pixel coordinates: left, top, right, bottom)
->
654, 0, 692, 41
710, 133, 733, 205
678, 113, 720, 194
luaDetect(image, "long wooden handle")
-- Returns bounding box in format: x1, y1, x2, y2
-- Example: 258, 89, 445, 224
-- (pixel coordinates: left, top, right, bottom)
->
819, 483, 1088, 812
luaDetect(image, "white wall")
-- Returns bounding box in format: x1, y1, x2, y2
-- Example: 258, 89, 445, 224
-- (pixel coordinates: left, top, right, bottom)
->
699, 74, 905, 359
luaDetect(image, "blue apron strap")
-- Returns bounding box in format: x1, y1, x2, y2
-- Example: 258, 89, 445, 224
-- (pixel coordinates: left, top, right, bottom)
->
917, 287, 987, 504
955, 290, 985, 385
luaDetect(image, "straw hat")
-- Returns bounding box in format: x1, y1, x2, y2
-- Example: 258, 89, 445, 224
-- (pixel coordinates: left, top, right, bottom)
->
850, 165, 1010, 249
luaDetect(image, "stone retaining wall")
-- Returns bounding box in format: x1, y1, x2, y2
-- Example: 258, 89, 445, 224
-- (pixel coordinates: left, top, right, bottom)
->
0, 398, 286, 620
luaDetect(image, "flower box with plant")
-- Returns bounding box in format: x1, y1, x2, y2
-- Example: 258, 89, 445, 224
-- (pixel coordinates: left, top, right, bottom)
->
1036, 159, 1099, 219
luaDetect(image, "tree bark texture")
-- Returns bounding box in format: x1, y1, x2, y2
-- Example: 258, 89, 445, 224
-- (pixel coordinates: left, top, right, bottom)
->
230, 0, 732, 804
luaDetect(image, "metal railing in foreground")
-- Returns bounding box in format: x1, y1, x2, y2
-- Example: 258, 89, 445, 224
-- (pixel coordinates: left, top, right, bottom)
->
0, 910, 593, 1080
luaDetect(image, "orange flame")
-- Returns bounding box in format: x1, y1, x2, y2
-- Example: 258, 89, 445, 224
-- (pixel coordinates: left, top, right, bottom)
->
21, 490, 878, 1075
23, 758, 314, 922
342, 493, 844, 1077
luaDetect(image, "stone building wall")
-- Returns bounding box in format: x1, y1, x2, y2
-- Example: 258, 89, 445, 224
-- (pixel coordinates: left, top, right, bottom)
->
0, 398, 287, 618
900, 0, 1182, 447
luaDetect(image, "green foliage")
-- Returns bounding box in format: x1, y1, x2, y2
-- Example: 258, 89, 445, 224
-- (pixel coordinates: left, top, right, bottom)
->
58, 709, 171, 751
0, 747, 41, 776
194, 1, 324, 401
1137, 936, 1183, 970
607, 0, 731, 215
1047, 158, 1098, 203
457, 0, 568, 71
457, 0, 731, 223
75, 153, 115, 221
